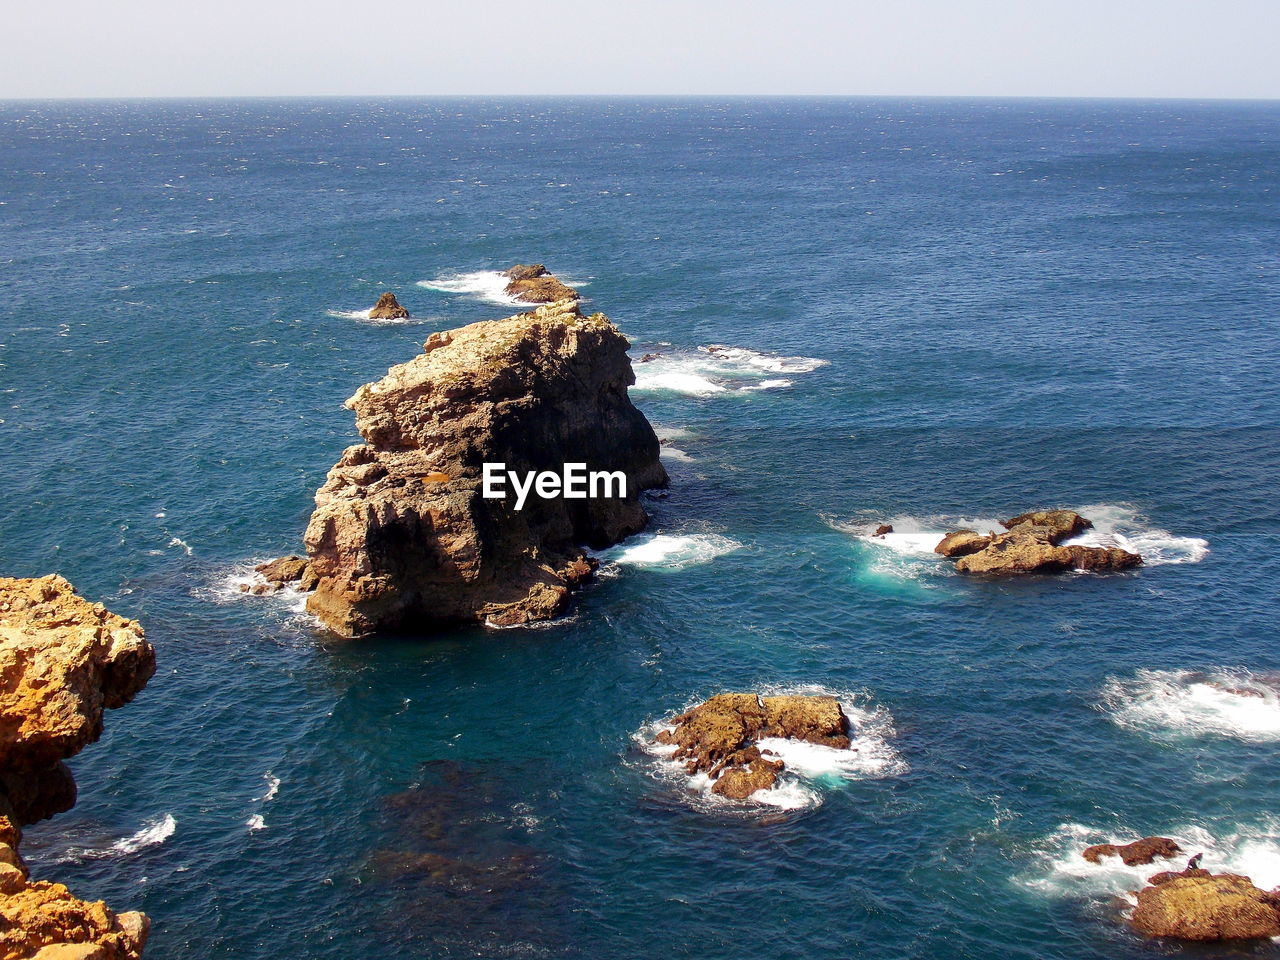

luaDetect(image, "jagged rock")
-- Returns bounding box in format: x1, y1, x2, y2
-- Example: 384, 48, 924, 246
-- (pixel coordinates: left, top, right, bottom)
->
301, 298, 668, 636
1130, 872, 1280, 941
501, 265, 578, 304
0, 577, 153, 959
657, 693, 850, 800
873, 524, 894, 537
944, 510, 1142, 575
934, 529, 990, 557
1082, 836, 1182, 866
369, 292, 410, 320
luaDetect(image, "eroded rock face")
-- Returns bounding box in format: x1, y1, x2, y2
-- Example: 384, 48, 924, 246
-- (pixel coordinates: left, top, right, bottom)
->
940, 510, 1143, 576
1130, 872, 1280, 941
301, 298, 668, 636
369, 292, 410, 320
501, 265, 578, 304
0, 577, 153, 959
655, 694, 850, 800
1082, 836, 1182, 866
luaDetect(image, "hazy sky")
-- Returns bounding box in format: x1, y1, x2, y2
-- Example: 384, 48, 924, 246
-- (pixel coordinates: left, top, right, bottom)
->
5, 0, 1278, 100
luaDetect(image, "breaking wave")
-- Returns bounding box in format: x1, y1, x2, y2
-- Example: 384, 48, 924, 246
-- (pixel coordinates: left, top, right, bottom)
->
1020, 821, 1280, 904
599, 533, 742, 570
1102, 668, 1280, 741
631, 344, 825, 396
326, 308, 427, 326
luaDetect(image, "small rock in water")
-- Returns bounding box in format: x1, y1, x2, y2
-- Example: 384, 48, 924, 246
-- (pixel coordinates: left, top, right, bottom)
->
1082, 836, 1182, 866
929, 509, 1143, 575
873, 524, 894, 537
369, 291, 410, 320
501, 263, 578, 304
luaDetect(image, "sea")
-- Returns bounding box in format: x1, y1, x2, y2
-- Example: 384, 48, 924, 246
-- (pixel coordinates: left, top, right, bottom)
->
1, 97, 1278, 959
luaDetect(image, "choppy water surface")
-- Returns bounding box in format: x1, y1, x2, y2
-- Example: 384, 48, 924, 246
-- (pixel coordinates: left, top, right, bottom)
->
2, 97, 1279, 959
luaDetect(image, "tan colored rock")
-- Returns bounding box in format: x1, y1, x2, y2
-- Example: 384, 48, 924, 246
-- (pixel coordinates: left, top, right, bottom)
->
368, 292, 410, 320
301, 298, 667, 636
934, 529, 992, 558
0, 579, 152, 959
501, 264, 578, 304
873, 524, 893, 537
659, 693, 850, 801
947, 510, 1141, 575
1082, 836, 1182, 866
1130, 872, 1280, 940
0, 576, 155, 799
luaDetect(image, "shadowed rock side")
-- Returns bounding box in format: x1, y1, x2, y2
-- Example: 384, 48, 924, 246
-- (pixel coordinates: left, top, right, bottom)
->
934, 510, 1143, 575
0, 575, 154, 959
299, 298, 668, 636
502, 264, 578, 304
656, 694, 851, 800
368, 291, 410, 320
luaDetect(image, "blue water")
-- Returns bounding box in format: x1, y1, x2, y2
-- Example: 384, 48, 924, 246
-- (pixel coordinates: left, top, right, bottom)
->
2, 97, 1279, 959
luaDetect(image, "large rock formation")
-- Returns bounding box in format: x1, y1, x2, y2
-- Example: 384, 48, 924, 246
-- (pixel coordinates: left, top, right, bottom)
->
1082, 836, 1182, 866
298, 297, 668, 636
1130, 871, 1280, 941
0, 575, 154, 959
502, 265, 578, 304
655, 694, 851, 800
936, 510, 1143, 575
368, 292, 410, 321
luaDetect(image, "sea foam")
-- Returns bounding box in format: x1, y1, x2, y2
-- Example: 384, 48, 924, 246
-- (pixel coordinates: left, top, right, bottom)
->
600, 533, 742, 570
1022, 821, 1280, 904
326, 308, 426, 326
631, 344, 825, 397
1102, 668, 1280, 741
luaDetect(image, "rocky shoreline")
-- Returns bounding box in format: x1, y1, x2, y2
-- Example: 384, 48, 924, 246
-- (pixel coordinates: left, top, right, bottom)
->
0, 575, 155, 959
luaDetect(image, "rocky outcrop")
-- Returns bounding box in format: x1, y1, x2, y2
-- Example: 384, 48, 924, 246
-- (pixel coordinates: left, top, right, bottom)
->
655, 694, 851, 800
1130, 871, 1280, 941
502, 265, 578, 304
0, 576, 153, 959
368, 292, 410, 321
873, 524, 894, 537
1082, 836, 1182, 866
936, 510, 1143, 575
298, 298, 668, 636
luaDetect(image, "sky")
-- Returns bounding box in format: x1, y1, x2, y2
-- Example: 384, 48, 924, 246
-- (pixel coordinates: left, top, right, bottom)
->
4, 0, 1278, 100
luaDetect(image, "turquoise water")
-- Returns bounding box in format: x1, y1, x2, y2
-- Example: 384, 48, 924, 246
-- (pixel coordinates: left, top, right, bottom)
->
2, 97, 1279, 958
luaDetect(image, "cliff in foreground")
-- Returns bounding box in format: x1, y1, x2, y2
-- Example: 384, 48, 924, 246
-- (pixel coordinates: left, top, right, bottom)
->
0, 574, 155, 959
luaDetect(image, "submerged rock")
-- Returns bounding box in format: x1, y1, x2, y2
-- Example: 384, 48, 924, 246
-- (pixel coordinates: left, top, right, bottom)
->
502, 264, 578, 304
939, 510, 1142, 575
1082, 836, 1182, 866
655, 693, 851, 800
299, 298, 667, 636
0, 576, 153, 959
1130, 872, 1280, 941
368, 291, 410, 320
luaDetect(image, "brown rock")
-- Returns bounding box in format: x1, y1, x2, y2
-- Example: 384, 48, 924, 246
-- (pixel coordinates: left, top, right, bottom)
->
1001, 510, 1092, 541
949, 511, 1141, 575
1082, 836, 1182, 866
660, 693, 850, 801
254, 555, 309, 585
873, 524, 894, 537
368, 292, 410, 320
301, 298, 668, 636
1130, 872, 1280, 941
934, 529, 992, 557
501, 264, 578, 304
0, 578, 152, 959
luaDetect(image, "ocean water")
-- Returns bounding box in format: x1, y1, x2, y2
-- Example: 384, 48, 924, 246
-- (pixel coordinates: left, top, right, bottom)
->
2, 97, 1279, 959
